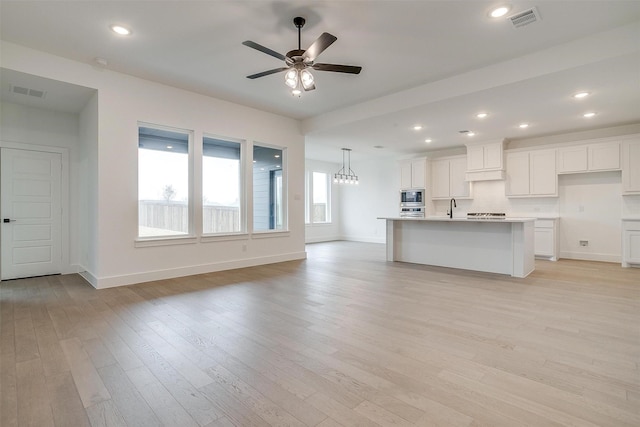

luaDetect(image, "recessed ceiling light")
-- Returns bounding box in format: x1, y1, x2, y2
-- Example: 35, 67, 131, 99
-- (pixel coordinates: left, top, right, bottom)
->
583, 112, 597, 118
467, 132, 476, 137
425, 139, 432, 143
519, 123, 529, 128
574, 91, 590, 99
110, 25, 132, 36
412, 125, 423, 131
476, 112, 488, 119
489, 5, 511, 18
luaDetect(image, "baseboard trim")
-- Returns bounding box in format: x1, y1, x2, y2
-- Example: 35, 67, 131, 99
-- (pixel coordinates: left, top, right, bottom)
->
340, 235, 386, 244
559, 251, 621, 263
92, 251, 307, 289
305, 236, 341, 243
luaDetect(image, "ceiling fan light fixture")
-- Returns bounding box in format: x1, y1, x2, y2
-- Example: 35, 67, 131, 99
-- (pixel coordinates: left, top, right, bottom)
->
300, 69, 315, 89
284, 69, 298, 88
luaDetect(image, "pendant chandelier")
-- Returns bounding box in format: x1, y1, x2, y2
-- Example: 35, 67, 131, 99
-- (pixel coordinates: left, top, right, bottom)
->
334, 148, 359, 185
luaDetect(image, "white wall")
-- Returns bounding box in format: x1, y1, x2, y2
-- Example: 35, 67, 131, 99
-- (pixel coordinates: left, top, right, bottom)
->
339, 156, 399, 243
305, 159, 341, 243
0, 101, 82, 274
1, 41, 306, 288
78, 93, 99, 276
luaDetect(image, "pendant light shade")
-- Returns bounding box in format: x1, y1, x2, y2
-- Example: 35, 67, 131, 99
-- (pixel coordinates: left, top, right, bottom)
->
333, 148, 359, 185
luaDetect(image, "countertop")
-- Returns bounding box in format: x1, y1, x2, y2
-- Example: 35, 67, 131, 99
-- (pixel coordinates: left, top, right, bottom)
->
379, 216, 536, 223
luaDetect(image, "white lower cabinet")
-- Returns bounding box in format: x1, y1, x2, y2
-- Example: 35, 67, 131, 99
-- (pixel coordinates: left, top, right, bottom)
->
534, 219, 558, 261
622, 220, 640, 267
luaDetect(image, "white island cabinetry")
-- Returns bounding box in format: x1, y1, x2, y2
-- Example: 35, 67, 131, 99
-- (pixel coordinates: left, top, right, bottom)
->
381, 217, 535, 278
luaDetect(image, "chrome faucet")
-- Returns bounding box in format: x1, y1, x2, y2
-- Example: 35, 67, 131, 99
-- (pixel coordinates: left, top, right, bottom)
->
447, 198, 457, 218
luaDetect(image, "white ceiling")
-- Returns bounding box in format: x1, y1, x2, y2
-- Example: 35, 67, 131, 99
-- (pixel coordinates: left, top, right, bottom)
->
1, 1, 639, 162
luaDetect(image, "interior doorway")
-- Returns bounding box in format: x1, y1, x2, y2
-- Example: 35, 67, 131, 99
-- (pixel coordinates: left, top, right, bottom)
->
1, 147, 63, 280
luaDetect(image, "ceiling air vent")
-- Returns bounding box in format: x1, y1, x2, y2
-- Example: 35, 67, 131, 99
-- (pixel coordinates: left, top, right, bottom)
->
508, 7, 542, 28
10, 85, 47, 99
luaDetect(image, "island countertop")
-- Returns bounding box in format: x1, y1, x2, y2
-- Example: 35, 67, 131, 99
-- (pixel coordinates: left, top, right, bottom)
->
378, 216, 537, 223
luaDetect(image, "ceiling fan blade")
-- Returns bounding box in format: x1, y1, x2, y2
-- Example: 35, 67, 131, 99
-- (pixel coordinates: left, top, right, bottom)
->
312, 63, 362, 74
303, 32, 337, 62
242, 40, 286, 61
246, 67, 290, 79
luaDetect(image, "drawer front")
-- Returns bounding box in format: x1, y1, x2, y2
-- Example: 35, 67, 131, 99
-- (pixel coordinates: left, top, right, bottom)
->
535, 219, 555, 229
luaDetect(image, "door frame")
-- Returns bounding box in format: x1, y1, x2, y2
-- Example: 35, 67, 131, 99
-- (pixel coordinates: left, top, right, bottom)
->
0, 141, 70, 280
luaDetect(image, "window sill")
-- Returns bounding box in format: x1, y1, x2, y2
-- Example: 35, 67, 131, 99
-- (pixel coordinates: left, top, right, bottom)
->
306, 222, 334, 227
135, 235, 197, 248
201, 233, 249, 243
251, 230, 290, 239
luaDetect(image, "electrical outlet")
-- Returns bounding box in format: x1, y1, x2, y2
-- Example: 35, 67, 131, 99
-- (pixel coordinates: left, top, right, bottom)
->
579, 240, 588, 247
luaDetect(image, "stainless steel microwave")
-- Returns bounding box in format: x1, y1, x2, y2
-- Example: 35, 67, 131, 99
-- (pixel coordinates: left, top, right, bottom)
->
400, 189, 425, 206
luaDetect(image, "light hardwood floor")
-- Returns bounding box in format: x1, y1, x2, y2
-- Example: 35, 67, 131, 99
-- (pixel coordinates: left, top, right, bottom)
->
1, 241, 639, 426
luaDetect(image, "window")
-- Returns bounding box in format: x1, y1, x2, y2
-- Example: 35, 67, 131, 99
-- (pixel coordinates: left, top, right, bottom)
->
311, 171, 331, 223
253, 144, 285, 231
138, 125, 191, 238
202, 136, 243, 234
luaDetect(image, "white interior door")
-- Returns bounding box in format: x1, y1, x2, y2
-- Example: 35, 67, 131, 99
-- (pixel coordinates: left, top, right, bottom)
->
1, 148, 62, 280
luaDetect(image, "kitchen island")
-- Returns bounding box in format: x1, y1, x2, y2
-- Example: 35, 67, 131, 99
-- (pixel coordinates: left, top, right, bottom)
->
380, 216, 536, 278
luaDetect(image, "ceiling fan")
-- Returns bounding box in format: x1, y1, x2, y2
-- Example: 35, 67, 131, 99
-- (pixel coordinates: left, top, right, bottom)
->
242, 17, 362, 95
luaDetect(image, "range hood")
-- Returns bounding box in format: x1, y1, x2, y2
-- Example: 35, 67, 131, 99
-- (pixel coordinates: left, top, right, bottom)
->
465, 139, 506, 182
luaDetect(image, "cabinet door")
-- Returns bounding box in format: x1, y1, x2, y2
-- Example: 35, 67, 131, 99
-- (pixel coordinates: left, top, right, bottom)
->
400, 160, 413, 189
557, 146, 588, 173
530, 149, 557, 196
588, 142, 620, 171
449, 157, 470, 198
431, 159, 450, 199
505, 152, 530, 196
466, 145, 484, 171
484, 142, 503, 170
623, 221, 640, 266
411, 158, 426, 189
534, 228, 554, 257
622, 139, 640, 193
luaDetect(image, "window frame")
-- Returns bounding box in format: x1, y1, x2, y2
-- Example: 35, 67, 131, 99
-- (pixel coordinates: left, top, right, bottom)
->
251, 141, 288, 234
306, 169, 333, 225
201, 133, 247, 237
136, 122, 194, 244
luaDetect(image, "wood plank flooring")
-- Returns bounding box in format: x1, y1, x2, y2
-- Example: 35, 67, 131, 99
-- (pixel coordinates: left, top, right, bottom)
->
1, 241, 639, 426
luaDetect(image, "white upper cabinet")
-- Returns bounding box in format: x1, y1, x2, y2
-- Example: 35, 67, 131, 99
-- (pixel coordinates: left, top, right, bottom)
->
400, 157, 428, 190
558, 141, 620, 173
465, 140, 505, 181
622, 138, 640, 194
506, 148, 557, 197
431, 156, 471, 199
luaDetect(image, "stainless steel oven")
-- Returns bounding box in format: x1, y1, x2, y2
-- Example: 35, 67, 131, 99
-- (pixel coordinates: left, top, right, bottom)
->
400, 189, 425, 207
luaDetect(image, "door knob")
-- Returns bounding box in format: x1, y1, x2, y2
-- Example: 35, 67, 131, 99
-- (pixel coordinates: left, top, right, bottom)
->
3, 219, 16, 223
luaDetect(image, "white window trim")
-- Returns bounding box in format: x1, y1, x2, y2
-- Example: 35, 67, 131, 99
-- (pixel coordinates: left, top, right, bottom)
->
251, 141, 288, 233
307, 169, 333, 225
137, 122, 195, 242
201, 133, 247, 236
